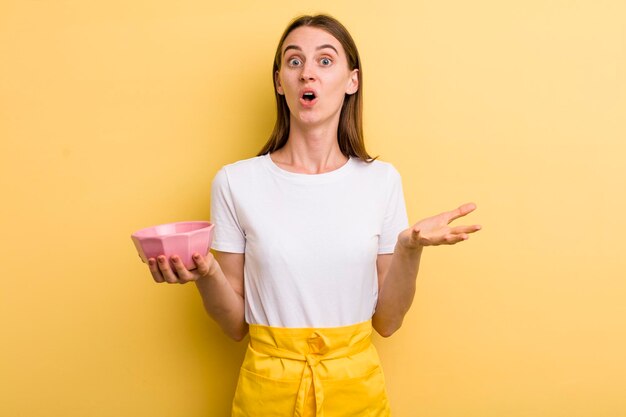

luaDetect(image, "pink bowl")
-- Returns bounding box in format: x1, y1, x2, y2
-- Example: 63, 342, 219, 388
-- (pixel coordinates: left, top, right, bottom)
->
131, 221, 214, 271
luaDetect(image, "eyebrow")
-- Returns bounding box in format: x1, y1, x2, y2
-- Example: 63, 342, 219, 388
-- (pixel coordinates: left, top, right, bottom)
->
283, 44, 339, 56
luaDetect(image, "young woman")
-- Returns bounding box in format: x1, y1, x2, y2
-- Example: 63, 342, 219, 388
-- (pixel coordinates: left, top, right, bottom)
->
147, 14, 481, 417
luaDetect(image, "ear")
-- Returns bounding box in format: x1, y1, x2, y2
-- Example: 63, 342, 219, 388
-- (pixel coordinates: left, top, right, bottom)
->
346, 69, 359, 95
275, 70, 284, 95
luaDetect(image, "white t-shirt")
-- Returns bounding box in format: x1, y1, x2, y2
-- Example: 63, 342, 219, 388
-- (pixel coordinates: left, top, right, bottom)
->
210, 153, 409, 328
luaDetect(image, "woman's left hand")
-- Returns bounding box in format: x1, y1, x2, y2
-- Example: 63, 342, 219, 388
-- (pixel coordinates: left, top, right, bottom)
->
398, 202, 482, 250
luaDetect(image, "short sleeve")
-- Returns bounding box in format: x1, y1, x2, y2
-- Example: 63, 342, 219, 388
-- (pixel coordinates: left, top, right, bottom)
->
378, 166, 409, 254
210, 167, 246, 253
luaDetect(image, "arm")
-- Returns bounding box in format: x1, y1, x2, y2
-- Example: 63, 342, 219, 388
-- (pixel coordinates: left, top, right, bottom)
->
372, 203, 481, 337
372, 248, 422, 337
194, 251, 248, 341
147, 250, 248, 341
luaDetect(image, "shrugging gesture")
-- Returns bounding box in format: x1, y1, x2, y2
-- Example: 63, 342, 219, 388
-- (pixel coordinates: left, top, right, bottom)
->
373, 203, 481, 337
398, 202, 481, 249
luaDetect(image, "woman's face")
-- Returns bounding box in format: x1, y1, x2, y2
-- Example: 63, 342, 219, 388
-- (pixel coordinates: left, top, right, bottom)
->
275, 26, 359, 128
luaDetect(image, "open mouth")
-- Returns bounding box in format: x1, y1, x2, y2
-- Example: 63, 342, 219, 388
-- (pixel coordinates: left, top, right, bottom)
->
299, 90, 318, 107
302, 92, 317, 101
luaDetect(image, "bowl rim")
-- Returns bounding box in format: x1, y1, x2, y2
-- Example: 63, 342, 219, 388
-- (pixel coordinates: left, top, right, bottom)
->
131, 220, 214, 239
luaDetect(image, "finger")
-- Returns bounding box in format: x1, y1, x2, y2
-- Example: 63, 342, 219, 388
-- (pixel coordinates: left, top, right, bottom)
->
170, 256, 193, 283
450, 224, 482, 235
443, 233, 469, 245
148, 258, 165, 283
447, 202, 477, 223
192, 253, 212, 277
157, 256, 180, 284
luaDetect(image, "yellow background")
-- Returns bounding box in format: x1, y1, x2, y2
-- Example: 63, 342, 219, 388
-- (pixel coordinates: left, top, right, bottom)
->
1, 1, 625, 416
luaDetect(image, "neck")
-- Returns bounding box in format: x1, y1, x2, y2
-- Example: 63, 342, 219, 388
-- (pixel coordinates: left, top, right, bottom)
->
271, 118, 347, 175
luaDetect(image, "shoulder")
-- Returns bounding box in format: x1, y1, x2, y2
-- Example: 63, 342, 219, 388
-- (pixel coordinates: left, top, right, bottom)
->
351, 158, 402, 182
212, 155, 272, 199
213, 155, 266, 183
221, 155, 266, 175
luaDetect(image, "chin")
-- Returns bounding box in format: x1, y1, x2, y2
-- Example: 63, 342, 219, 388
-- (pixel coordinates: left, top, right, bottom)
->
294, 113, 323, 126
296, 110, 339, 127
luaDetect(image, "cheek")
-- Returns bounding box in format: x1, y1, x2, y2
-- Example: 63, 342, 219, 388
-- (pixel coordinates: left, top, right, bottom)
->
330, 71, 352, 91
328, 77, 351, 101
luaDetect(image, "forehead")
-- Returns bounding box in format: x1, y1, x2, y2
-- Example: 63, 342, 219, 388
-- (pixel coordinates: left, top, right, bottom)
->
282, 26, 343, 54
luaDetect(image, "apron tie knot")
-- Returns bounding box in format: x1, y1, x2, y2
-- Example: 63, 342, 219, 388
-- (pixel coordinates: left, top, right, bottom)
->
305, 354, 321, 367
243, 322, 374, 417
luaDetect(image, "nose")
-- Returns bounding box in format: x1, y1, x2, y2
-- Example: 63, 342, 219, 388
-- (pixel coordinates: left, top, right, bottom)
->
299, 61, 316, 82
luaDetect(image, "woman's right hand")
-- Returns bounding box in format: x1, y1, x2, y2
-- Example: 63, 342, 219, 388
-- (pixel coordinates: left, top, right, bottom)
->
147, 252, 217, 284
148, 250, 247, 340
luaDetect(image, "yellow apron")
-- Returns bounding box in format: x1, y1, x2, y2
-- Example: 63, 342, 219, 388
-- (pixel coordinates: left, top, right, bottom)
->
231, 320, 391, 417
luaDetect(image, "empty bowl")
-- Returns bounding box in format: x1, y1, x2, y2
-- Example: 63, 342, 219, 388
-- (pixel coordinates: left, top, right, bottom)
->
131, 221, 215, 271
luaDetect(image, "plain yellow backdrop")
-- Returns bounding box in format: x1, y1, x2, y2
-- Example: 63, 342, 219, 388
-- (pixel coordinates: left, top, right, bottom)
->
1, 1, 625, 416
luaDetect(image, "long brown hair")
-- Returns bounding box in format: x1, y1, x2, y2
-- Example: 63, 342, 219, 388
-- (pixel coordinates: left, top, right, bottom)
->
257, 14, 375, 162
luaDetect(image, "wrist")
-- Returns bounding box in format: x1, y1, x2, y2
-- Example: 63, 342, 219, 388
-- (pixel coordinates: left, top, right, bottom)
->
397, 229, 425, 252
395, 240, 423, 257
